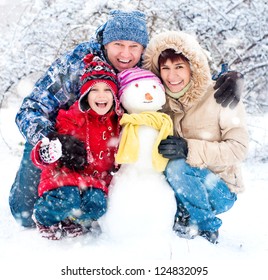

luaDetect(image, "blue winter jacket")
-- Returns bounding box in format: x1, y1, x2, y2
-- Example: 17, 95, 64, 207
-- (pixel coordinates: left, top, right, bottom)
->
16, 36, 106, 146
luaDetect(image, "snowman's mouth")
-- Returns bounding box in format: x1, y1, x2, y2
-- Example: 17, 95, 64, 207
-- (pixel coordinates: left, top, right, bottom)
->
143, 101, 153, 103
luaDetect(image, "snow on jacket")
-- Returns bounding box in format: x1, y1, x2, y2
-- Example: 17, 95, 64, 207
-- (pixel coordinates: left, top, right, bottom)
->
143, 31, 249, 193
31, 102, 121, 197
16, 28, 143, 146
16, 38, 104, 146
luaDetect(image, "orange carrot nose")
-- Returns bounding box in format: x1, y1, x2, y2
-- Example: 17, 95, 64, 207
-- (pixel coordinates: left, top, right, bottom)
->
145, 93, 153, 101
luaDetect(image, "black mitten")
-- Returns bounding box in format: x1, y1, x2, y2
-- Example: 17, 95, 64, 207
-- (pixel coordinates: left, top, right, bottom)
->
158, 135, 188, 159
214, 71, 243, 109
47, 132, 87, 171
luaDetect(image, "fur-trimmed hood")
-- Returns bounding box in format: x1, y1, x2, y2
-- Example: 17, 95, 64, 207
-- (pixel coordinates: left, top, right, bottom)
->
143, 31, 212, 108
143, 31, 249, 194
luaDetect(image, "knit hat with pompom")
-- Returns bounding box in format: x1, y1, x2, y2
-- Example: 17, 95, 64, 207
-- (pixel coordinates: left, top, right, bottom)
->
79, 54, 119, 112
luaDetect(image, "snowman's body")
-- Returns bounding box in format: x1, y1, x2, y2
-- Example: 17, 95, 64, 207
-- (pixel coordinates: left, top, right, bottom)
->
101, 71, 177, 244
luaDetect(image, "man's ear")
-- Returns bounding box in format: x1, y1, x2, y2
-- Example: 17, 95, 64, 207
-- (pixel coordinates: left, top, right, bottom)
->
95, 22, 107, 45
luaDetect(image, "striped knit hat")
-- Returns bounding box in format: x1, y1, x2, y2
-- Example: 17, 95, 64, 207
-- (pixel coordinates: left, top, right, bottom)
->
79, 54, 118, 112
117, 67, 164, 100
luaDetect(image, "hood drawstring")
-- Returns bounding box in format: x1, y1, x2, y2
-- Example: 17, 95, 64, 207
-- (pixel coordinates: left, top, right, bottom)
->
85, 117, 94, 164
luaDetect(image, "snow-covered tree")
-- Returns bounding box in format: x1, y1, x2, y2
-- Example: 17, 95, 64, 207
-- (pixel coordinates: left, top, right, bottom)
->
0, 0, 267, 160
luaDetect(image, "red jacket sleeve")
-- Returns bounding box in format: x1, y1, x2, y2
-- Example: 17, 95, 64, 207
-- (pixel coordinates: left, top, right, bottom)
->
55, 104, 85, 136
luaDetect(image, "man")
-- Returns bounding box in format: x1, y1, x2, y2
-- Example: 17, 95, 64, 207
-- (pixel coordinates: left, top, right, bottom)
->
9, 9, 242, 228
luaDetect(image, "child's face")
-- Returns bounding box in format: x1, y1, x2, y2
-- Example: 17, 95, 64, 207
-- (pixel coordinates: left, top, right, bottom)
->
159, 58, 191, 93
87, 82, 114, 115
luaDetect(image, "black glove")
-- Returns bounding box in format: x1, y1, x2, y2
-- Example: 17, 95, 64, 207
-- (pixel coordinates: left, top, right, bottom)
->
214, 71, 243, 109
158, 135, 188, 159
47, 132, 87, 171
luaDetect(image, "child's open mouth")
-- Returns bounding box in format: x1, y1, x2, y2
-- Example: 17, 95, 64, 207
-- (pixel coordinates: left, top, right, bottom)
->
96, 102, 108, 108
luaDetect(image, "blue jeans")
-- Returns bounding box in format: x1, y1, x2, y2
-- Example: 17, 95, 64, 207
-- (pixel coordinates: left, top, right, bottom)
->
164, 159, 237, 232
9, 142, 40, 227
34, 186, 107, 226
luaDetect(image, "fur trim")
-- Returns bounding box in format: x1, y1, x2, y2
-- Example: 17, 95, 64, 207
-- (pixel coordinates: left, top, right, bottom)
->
143, 31, 212, 108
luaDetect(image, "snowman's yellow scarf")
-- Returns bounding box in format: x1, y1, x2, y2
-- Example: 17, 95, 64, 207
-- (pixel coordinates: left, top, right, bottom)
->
115, 111, 173, 172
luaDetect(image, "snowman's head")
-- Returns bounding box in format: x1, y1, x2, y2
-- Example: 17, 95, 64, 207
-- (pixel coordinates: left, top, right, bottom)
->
118, 67, 166, 114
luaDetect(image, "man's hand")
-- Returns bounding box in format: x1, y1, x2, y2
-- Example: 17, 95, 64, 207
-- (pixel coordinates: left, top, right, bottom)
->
47, 132, 87, 171
214, 71, 244, 109
158, 135, 188, 159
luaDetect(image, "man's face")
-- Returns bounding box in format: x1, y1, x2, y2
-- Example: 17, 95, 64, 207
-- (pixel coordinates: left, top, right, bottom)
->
104, 40, 144, 72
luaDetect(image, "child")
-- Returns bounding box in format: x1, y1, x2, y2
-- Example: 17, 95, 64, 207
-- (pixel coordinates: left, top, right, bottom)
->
31, 55, 123, 240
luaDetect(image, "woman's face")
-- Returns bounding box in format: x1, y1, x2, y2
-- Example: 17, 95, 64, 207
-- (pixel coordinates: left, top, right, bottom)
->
159, 58, 191, 93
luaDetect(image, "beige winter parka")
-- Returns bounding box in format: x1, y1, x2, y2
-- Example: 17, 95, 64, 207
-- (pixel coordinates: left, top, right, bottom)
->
143, 31, 248, 193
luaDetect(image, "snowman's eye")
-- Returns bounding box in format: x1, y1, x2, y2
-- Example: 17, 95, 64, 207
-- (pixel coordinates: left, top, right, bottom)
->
135, 83, 139, 87
153, 85, 156, 89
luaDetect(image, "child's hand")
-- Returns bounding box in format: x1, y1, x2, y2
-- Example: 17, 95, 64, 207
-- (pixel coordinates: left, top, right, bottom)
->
47, 132, 87, 171
39, 137, 62, 164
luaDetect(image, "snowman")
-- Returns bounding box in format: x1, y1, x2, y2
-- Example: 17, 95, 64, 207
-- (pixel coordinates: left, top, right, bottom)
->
101, 67, 177, 255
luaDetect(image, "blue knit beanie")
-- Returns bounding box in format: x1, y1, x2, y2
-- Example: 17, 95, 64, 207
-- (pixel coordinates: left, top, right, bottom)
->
102, 10, 148, 48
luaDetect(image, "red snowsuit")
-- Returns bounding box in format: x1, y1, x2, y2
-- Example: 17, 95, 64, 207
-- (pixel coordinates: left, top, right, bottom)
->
31, 102, 121, 197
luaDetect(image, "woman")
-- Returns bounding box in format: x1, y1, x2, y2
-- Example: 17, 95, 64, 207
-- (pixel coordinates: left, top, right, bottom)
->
143, 31, 248, 243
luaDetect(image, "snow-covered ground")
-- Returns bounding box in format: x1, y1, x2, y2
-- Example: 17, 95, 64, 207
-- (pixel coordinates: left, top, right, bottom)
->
0, 95, 268, 280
